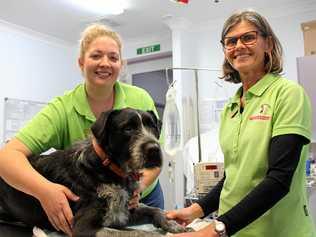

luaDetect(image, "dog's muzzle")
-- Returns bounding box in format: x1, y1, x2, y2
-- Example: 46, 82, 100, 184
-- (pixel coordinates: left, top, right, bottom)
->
143, 141, 162, 168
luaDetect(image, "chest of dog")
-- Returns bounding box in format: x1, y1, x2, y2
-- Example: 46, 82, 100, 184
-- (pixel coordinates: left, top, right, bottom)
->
96, 183, 132, 227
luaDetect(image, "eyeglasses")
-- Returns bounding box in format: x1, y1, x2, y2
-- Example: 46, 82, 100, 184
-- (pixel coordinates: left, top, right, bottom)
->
221, 31, 260, 50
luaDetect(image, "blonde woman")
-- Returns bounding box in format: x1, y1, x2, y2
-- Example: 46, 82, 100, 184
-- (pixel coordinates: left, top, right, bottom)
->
0, 24, 164, 236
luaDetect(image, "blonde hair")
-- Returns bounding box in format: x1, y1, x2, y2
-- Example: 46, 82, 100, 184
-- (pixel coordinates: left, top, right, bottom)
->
220, 10, 283, 83
79, 23, 123, 59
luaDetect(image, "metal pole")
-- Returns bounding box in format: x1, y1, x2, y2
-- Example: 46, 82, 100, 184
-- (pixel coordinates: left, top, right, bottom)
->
194, 69, 202, 163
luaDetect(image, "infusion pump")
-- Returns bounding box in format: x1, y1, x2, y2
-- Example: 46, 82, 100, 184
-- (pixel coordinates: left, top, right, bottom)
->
194, 162, 224, 195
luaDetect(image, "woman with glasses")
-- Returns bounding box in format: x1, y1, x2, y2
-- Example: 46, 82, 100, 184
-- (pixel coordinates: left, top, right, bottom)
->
167, 10, 316, 237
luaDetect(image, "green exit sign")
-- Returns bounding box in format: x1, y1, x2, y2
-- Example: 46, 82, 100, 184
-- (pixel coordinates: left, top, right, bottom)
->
137, 44, 160, 55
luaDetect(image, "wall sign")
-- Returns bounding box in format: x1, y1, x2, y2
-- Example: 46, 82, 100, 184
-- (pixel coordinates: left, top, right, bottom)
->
136, 44, 160, 55
3, 97, 46, 144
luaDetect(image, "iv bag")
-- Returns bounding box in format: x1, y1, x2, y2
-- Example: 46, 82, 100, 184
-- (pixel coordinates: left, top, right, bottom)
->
163, 85, 181, 156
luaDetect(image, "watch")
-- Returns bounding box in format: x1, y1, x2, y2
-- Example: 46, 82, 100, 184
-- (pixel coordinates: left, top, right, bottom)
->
214, 220, 227, 237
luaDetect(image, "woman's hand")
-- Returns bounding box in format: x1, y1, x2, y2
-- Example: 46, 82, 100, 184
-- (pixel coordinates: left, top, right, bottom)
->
166, 203, 204, 226
37, 182, 79, 237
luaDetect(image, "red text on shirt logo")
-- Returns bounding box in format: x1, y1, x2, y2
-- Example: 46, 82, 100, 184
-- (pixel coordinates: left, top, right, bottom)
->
249, 104, 271, 121
249, 115, 271, 120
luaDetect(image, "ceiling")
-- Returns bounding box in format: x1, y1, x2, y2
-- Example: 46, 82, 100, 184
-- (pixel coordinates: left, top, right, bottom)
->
0, 0, 315, 45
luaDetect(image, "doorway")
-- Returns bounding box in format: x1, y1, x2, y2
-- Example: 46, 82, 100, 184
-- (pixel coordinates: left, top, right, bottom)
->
132, 69, 172, 119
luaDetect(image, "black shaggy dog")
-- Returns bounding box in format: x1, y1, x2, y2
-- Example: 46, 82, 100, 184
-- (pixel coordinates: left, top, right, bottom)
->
0, 108, 190, 237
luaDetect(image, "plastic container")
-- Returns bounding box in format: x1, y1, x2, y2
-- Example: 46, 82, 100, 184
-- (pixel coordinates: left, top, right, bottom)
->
162, 85, 181, 156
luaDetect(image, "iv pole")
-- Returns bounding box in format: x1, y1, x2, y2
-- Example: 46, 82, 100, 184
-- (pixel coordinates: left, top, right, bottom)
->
165, 67, 220, 163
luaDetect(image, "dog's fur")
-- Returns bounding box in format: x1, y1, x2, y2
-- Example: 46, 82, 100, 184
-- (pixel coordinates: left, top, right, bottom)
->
0, 108, 190, 237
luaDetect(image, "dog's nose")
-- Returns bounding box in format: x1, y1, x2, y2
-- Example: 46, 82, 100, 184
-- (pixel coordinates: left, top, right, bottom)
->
144, 142, 162, 168
146, 143, 160, 155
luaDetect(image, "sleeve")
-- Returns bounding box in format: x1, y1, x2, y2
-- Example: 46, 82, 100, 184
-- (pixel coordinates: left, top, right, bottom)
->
272, 83, 311, 140
15, 98, 66, 155
217, 134, 306, 236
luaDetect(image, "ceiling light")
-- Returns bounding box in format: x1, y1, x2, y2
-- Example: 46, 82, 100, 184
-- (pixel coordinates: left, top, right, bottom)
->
170, 0, 189, 4
68, 0, 127, 15
304, 26, 310, 31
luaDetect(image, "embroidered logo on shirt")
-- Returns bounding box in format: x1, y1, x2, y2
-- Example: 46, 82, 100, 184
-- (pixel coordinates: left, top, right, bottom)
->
249, 104, 272, 121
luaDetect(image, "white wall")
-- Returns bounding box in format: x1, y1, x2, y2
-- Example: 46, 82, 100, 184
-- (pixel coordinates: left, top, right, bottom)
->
0, 22, 80, 144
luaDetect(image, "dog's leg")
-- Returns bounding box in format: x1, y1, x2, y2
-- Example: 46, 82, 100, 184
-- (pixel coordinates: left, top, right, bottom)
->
72, 191, 131, 237
72, 206, 102, 237
129, 204, 193, 234
73, 207, 163, 237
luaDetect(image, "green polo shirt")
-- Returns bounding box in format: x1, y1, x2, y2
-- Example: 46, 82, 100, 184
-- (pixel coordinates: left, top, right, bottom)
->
16, 81, 158, 198
219, 73, 316, 236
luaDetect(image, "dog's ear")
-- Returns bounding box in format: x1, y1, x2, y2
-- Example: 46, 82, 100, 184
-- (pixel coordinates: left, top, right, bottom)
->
91, 110, 113, 142
147, 110, 162, 136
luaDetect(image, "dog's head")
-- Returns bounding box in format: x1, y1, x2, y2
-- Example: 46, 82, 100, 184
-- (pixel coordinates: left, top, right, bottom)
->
91, 108, 162, 174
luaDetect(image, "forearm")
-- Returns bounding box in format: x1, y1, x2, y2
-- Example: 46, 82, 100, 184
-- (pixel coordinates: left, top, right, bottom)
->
0, 140, 50, 199
140, 167, 161, 191
188, 203, 205, 219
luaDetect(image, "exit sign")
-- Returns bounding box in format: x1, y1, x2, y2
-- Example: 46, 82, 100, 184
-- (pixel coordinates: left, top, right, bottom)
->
137, 44, 160, 55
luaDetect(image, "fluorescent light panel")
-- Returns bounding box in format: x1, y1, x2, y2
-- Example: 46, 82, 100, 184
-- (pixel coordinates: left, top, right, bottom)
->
68, 0, 127, 15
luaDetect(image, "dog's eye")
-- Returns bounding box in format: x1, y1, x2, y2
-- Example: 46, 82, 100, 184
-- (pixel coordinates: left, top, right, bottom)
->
122, 117, 140, 133
142, 117, 154, 128
124, 126, 134, 132
124, 124, 138, 132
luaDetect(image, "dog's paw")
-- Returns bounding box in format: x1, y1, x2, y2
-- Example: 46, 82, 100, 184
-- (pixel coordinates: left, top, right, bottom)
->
184, 226, 195, 232
162, 220, 194, 233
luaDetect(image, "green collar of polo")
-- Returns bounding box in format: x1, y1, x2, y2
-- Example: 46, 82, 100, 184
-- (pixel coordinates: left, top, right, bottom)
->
72, 81, 128, 121
227, 73, 281, 110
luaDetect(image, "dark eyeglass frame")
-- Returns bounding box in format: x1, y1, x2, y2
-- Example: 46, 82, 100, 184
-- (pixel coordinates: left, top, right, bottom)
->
221, 30, 261, 50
